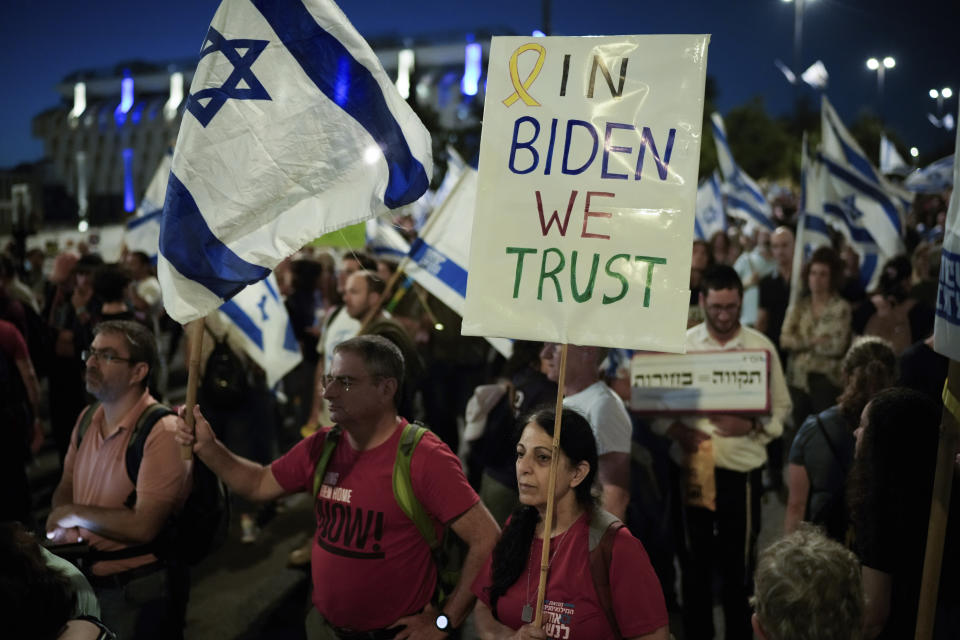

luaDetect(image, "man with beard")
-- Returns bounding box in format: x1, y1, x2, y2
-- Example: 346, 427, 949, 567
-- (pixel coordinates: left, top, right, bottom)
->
652, 265, 791, 640
46, 320, 191, 640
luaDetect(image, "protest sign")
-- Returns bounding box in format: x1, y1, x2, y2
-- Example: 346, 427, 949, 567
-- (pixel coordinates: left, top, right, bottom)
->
629, 350, 770, 414
462, 35, 709, 352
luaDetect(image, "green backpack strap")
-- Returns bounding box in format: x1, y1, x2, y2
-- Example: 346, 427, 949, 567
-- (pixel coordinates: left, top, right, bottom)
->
392, 422, 437, 549
312, 426, 343, 499
588, 509, 625, 639
74, 402, 102, 448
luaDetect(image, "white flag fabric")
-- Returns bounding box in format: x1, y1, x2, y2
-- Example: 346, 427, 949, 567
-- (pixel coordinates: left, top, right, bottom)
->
801, 60, 829, 90
791, 136, 834, 306
905, 155, 955, 194
879, 135, 910, 176
402, 168, 511, 357
934, 106, 960, 360
125, 150, 173, 263
158, 0, 432, 324
217, 273, 302, 387
694, 172, 726, 241
365, 216, 410, 260
819, 96, 909, 290
711, 112, 775, 230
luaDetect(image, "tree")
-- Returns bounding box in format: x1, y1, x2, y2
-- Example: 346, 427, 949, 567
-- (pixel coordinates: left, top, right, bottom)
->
724, 96, 797, 181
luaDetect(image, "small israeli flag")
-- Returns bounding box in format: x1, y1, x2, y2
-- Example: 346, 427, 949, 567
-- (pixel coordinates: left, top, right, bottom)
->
218, 273, 302, 387
694, 172, 726, 241
124, 150, 173, 263
158, 0, 432, 323
905, 155, 955, 194
711, 113, 775, 231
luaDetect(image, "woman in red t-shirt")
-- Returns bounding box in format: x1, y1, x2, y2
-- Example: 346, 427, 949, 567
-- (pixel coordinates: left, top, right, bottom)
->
472, 408, 669, 640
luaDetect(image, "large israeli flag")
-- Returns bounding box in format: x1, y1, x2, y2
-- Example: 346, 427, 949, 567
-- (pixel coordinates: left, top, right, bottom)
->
694, 172, 726, 241
125, 150, 173, 263
905, 155, 955, 194
711, 113, 775, 231
820, 97, 908, 290
934, 107, 960, 360
158, 0, 432, 324
218, 273, 302, 387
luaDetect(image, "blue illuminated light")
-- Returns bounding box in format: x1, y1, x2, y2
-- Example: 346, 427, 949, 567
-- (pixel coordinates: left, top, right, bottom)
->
335, 56, 350, 107
532, 30, 546, 37
114, 73, 134, 126
462, 42, 482, 96
131, 101, 145, 124
122, 148, 135, 212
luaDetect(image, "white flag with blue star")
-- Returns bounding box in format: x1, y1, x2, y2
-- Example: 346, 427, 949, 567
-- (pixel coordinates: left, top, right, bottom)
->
905, 154, 955, 194
158, 0, 433, 323
819, 96, 909, 290
711, 113, 775, 231
694, 172, 726, 241
790, 136, 834, 306
217, 273, 302, 387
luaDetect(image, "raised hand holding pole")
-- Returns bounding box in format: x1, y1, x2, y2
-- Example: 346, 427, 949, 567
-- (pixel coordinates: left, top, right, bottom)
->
180, 318, 205, 460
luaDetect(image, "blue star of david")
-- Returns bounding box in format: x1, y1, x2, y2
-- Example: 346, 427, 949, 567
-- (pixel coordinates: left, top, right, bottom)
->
840, 195, 864, 222
257, 295, 269, 322
186, 27, 271, 127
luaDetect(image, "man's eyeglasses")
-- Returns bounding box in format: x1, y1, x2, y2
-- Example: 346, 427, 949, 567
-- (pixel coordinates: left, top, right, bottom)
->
81, 348, 133, 365
321, 375, 380, 392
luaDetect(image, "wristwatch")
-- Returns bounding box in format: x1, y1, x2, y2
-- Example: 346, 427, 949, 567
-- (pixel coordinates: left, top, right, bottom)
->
434, 612, 452, 632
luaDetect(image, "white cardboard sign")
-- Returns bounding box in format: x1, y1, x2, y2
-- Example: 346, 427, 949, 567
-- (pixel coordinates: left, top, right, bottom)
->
462, 35, 710, 353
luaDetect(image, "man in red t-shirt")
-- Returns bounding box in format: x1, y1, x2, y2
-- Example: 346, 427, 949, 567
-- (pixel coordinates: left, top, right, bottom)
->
177, 334, 499, 639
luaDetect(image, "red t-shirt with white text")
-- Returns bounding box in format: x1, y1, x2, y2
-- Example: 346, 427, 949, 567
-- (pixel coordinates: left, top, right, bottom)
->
472, 512, 668, 639
271, 421, 479, 630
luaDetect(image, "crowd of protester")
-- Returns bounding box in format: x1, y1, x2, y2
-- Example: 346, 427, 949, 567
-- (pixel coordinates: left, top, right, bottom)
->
1, 184, 958, 639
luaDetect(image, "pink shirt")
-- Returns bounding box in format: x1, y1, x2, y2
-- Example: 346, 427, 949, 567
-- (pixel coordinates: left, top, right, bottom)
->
62, 390, 191, 576
271, 421, 479, 630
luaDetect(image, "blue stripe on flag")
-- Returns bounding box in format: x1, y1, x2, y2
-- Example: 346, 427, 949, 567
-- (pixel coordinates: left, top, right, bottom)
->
221, 300, 264, 349
710, 121, 766, 206
805, 213, 831, 235
726, 195, 776, 230
264, 276, 279, 302
126, 208, 162, 230
859, 253, 878, 291
819, 154, 901, 234
408, 238, 468, 298
826, 113, 880, 184
159, 173, 270, 299
822, 203, 877, 245
693, 217, 705, 241
253, 0, 428, 209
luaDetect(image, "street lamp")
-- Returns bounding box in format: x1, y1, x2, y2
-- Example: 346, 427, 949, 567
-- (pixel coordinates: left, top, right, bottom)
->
930, 86, 954, 116
866, 56, 895, 121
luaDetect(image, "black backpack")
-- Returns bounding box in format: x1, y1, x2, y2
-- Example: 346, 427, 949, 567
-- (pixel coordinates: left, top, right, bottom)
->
76, 402, 230, 566
200, 329, 249, 409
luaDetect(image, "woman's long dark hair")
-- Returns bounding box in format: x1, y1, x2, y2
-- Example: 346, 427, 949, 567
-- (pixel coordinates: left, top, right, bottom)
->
847, 387, 940, 561
835, 336, 899, 428
486, 407, 599, 620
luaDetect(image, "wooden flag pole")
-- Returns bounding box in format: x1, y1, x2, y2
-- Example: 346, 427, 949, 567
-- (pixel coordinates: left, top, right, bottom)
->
534, 343, 569, 628
914, 359, 960, 640
180, 317, 206, 460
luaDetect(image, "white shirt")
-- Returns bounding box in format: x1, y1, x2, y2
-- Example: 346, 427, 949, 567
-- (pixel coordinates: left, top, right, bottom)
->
316, 306, 361, 371
651, 322, 792, 472
563, 381, 632, 456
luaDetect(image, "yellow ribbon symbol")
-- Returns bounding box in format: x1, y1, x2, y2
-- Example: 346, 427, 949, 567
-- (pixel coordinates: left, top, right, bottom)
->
503, 43, 546, 107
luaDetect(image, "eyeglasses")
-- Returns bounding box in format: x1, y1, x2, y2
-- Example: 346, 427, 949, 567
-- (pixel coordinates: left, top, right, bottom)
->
81, 348, 133, 365
321, 374, 380, 392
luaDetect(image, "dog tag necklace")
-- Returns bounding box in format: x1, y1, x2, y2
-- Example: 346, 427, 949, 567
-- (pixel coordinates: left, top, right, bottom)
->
522, 524, 571, 623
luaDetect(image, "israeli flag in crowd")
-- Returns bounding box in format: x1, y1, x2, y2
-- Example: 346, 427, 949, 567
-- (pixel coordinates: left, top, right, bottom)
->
711, 113, 775, 231
819, 97, 908, 290
401, 168, 511, 357
158, 0, 432, 324
905, 155, 955, 194
218, 273, 302, 387
124, 150, 173, 263
365, 216, 410, 259
694, 172, 726, 241
791, 136, 834, 305
934, 106, 960, 361
879, 135, 910, 177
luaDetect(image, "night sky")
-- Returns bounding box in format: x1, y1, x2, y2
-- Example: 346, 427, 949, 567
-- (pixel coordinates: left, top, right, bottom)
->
1, 0, 957, 170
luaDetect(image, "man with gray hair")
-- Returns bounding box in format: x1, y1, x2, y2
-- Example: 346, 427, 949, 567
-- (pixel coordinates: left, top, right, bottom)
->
752, 523, 864, 640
